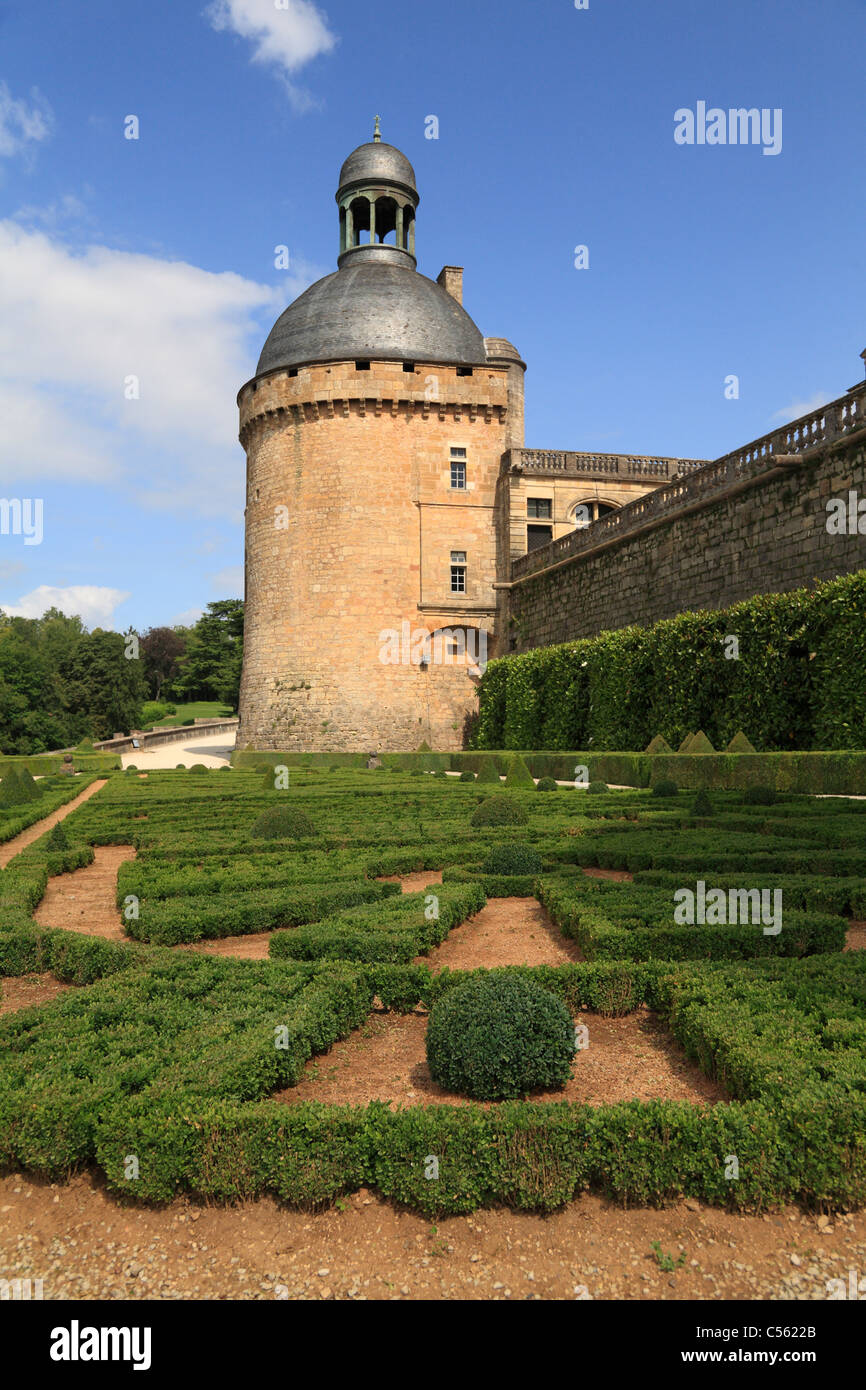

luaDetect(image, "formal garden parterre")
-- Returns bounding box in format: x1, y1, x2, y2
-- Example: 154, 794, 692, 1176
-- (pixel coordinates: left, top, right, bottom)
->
1, 763, 866, 1216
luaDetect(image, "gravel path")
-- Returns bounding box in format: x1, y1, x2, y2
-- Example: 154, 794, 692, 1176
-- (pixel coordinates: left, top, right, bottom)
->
2, 1173, 863, 1301
0, 779, 107, 869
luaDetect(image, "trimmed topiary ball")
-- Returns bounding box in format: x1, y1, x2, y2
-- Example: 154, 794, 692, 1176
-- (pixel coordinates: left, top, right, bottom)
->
691, 788, 714, 816
426, 974, 577, 1100
250, 805, 316, 840
536, 776, 558, 792
743, 784, 776, 806
481, 842, 543, 875
459, 769, 476, 782
652, 779, 679, 798
587, 780, 609, 794
470, 795, 528, 828
189, 764, 208, 773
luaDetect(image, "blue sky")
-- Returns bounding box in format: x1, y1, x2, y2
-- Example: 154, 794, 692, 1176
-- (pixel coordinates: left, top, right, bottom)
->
0, 0, 863, 632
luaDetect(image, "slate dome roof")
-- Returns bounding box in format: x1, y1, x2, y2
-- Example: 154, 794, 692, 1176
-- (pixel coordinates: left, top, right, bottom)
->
338, 141, 417, 194
256, 256, 488, 375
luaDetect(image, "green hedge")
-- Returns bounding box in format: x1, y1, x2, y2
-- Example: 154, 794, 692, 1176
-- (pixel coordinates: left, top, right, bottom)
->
538, 877, 848, 961
129, 879, 402, 946
268, 883, 486, 963
476, 570, 866, 754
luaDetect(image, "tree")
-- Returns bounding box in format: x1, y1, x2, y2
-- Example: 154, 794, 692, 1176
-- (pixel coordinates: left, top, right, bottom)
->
64, 629, 147, 740
171, 601, 244, 708
141, 626, 187, 700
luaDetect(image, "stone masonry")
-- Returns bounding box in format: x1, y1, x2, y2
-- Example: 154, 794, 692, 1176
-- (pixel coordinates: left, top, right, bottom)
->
504, 390, 866, 652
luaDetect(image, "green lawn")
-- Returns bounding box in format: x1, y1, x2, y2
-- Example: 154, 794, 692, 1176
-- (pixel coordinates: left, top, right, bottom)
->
149, 701, 235, 728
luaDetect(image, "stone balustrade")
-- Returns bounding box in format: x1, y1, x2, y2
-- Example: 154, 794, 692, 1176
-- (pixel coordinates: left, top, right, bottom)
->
510, 382, 866, 583
508, 449, 709, 479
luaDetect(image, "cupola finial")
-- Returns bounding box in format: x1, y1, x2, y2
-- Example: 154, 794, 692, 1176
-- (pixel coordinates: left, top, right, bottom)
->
373, 115, 382, 143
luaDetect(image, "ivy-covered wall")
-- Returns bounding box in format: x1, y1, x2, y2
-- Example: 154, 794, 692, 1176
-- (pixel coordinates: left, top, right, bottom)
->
475, 570, 866, 751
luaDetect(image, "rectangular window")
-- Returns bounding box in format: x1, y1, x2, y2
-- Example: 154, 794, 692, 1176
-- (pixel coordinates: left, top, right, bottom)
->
527, 497, 552, 519
450, 447, 467, 490
527, 524, 553, 552
450, 550, 467, 594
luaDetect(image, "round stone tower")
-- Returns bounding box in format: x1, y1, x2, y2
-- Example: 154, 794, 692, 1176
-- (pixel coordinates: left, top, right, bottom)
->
237, 123, 525, 752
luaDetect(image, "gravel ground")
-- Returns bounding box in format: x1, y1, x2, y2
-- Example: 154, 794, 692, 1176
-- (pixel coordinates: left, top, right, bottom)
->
3, 1174, 865, 1301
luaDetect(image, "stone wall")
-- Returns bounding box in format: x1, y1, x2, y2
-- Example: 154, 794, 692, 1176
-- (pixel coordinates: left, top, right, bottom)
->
506, 422, 866, 653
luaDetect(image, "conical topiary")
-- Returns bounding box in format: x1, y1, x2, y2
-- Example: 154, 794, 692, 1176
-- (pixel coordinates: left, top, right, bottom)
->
17, 766, 42, 800
0, 766, 24, 806
726, 730, 757, 754
677, 733, 694, 754
0, 765, 38, 805
687, 730, 716, 755
504, 755, 535, 789
45, 820, 70, 851
476, 759, 503, 784
645, 734, 674, 755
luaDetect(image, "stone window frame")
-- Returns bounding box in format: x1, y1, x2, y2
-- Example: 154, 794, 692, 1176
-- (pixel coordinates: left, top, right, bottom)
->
570, 498, 619, 528
450, 550, 467, 594
526, 523, 554, 553
450, 447, 468, 491
526, 496, 553, 519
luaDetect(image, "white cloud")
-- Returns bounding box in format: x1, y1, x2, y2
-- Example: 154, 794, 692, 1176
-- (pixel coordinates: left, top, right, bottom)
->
170, 607, 204, 628
1, 584, 130, 628
205, 0, 337, 107
12, 192, 96, 234
771, 392, 833, 424
0, 82, 53, 161
209, 564, 244, 596
0, 220, 325, 512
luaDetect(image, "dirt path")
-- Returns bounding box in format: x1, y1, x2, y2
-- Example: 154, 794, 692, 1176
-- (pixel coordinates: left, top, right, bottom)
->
279, 1003, 725, 1111
2, 1170, 862, 1301
583, 866, 634, 883
419, 895, 582, 971
846, 920, 866, 951
380, 870, 443, 894
178, 933, 273, 960
0, 974, 73, 1015
34, 846, 135, 940
0, 779, 107, 869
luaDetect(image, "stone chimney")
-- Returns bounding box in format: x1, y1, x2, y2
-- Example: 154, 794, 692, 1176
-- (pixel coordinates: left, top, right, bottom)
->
437, 266, 463, 305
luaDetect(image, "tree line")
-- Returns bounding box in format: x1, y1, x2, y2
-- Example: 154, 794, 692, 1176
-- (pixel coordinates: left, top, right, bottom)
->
0, 600, 243, 754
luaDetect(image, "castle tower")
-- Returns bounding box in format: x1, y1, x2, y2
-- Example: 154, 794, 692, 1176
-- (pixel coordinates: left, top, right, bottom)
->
237, 125, 525, 751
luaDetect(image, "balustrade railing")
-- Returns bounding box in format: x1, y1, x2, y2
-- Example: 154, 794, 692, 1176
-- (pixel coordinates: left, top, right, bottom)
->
510, 382, 866, 582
